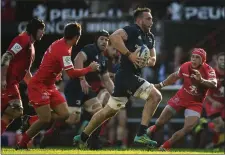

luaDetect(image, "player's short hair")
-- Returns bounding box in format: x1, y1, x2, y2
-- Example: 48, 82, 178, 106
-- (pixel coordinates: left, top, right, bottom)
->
26, 18, 45, 37
133, 7, 151, 21
64, 22, 82, 40
217, 52, 224, 59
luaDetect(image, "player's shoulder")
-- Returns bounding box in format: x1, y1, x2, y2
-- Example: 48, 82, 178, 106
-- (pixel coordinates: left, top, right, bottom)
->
52, 38, 67, 50
82, 44, 95, 51
181, 61, 191, 68
122, 24, 139, 34
12, 32, 30, 45
202, 63, 214, 71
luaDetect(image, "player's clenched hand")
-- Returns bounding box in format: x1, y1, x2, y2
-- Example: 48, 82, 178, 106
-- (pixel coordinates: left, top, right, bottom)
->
128, 48, 144, 67
1, 80, 7, 90
80, 79, 91, 94
56, 73, 62, 81
191, 69, 202, 82
89, 61, 100, 72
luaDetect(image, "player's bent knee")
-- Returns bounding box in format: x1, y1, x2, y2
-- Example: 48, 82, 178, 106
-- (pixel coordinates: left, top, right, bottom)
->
66, 114, 80, 125
62, 112, 70, 120
149, 87, 162, 103
67, 107, 81, 124
107, 96, 128, 111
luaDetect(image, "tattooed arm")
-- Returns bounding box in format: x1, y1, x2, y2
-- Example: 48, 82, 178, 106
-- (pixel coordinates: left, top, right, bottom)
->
1, 52, 13, 89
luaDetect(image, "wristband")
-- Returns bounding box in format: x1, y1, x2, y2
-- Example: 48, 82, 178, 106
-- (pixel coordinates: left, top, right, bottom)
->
79, 76, 85, 81
159, 82, 165, 88
200, 78, 204, 83
125, 51, 131, 57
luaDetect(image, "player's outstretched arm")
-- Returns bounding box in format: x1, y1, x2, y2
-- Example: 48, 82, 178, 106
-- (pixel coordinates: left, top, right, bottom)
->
1, 52, 13, 89
155, 72, 180, 89
66, 61, 99, 79
74, 51, 87, 78
74, 51, 91, 94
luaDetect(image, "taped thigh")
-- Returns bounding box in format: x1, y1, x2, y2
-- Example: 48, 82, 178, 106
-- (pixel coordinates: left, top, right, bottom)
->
133, 80, 154, 100
97, 89, 110, 106
107, 96, 128, 110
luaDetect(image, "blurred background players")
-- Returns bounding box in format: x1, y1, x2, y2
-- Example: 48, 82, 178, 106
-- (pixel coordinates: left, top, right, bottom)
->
147, 48, 217, 151
16, 22, 99, 149
1, 18, 45, 135
204, 52, 224, 147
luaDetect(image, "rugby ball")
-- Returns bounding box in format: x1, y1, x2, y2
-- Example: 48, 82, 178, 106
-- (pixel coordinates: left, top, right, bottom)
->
135, 45, 150, 68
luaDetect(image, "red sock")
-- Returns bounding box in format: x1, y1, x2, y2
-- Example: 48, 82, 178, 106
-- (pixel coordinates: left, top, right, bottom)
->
123, 138, 128, 146
44, 121, 63, 136
44, 128, 54, 136
212, 131, 220, 144
100, 121, 108, 136
1, 120, 8, 135
19, 132, 31, 147
28, 115, 38, 126
149, 125, 157, 133
208, 122, 220, 144
55, 121, 63, 128
162, 140, 171, 149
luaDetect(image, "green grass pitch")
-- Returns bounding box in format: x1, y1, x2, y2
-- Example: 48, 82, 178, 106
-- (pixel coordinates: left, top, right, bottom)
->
1, 147, 224, 154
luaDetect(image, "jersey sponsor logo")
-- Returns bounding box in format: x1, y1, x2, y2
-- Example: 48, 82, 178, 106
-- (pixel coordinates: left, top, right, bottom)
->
11, 43, 22, 54
209, 71, 216, 77
189, 85, 198, 94
102, 61, 105, 66
41, 92, 49, 100
182, 73, 189, 77
75, 100, 81, 106
63, 56, 73, 67
138, 35, 142, 40
126, 90, 132, 95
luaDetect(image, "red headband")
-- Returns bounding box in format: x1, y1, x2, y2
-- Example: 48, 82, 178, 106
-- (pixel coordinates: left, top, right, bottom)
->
192, 48, 207, 64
